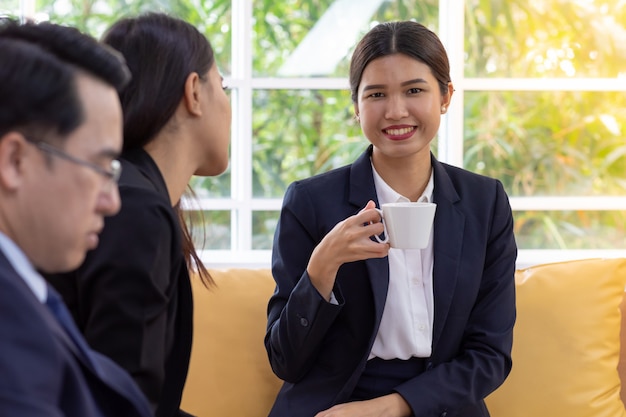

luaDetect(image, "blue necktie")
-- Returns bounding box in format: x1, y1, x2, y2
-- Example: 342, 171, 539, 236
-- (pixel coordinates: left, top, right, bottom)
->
45, 285, 101, 373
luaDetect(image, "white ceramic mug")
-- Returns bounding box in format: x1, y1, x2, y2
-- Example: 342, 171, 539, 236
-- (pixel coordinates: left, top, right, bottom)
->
374, 202, 437, 249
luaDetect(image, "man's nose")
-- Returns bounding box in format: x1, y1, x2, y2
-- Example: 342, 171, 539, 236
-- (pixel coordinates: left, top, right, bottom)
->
98, 184, 121, 216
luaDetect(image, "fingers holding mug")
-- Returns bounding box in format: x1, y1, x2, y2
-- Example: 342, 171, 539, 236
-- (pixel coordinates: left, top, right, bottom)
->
372, 208, 389, 245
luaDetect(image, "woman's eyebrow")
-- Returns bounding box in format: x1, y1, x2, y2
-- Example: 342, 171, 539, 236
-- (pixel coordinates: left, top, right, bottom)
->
362, 78, 429, 92
401, 78, 428, 86
362, 84, 386, 92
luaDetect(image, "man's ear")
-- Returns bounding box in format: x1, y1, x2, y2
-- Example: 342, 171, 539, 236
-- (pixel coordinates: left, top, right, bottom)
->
0, 132, 28, 190
182, 72, 202, 117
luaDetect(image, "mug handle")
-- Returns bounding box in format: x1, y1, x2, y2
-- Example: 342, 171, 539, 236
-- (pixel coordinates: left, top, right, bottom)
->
372, 208, 388, 244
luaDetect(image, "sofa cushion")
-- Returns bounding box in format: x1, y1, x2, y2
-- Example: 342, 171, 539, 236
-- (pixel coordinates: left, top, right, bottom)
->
486, 258, 626, 417
181, 268, 282, 417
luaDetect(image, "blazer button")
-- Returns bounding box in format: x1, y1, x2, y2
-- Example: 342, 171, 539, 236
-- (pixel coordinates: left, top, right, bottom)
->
440, 411, 447, 417
299, 317, 309, 327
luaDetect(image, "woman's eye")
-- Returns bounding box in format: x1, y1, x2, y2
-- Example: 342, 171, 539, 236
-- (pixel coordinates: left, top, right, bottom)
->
408, 88, 422, 94
369, 92, 384, 98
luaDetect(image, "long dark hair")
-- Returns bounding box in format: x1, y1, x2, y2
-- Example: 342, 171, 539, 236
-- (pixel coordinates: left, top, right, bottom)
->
349, 21, 451, 103
102, 13, 214, 286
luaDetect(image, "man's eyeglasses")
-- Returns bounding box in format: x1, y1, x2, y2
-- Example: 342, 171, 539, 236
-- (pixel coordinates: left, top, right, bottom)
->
32, 141, 122, 186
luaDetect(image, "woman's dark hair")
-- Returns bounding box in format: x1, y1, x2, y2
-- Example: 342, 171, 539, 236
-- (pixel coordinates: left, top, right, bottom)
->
102, 13, 215, 286
102, 12, 214, 150
349, 21, 451, 103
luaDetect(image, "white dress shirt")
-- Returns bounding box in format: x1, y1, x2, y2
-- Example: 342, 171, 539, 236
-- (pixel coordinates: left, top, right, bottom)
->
369, 162, 435, 360
0, 231, 47, 302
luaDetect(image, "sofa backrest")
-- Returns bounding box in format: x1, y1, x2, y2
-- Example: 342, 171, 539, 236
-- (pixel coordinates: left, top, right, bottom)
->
486, 258, 626, 417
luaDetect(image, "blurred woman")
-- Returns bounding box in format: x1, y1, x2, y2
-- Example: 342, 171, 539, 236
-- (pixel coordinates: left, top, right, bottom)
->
47, 12, 231, 417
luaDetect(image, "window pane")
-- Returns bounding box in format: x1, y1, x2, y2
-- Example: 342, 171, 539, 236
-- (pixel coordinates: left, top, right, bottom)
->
252, 89, 364, 198
1, 1, 20, 17
33, 0, 231, 74
515, 210, 626, 250
190, 172, 230, 199
187, 210, 230, 250
465, 0, 626, 78
464, 91, 626, 197
252, 0, 438, 77
252, 210, 279, 250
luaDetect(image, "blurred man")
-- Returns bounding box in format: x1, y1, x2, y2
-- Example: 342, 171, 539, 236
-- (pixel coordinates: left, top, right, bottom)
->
0, 19, 152, 416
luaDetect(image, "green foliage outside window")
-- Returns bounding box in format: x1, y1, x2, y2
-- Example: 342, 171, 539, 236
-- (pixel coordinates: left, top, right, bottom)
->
465, 0, 625, 78
464, 0, 625, 249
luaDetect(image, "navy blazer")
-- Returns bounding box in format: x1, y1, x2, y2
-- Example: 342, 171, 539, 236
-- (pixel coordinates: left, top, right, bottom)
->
266, 146, 517, 417
0, 251, 153, 417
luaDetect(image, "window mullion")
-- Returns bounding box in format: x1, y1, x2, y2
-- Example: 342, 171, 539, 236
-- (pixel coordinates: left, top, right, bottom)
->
230, 0, 254, 252
438, 0, 466, 168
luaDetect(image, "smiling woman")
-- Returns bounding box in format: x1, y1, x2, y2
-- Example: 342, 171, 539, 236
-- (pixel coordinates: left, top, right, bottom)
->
8, 0, 625, 267
265, 20, 517, 417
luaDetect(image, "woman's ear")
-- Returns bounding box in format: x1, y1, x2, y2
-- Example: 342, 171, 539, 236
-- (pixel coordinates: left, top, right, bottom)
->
182, 72, 202, 117
441, 82, 454, 110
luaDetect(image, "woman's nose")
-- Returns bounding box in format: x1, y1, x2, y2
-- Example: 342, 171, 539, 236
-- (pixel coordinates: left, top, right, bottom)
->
385, 96, 409, 120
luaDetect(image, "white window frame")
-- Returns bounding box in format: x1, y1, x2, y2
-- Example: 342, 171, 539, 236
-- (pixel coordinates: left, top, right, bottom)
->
14, 0, 626, 268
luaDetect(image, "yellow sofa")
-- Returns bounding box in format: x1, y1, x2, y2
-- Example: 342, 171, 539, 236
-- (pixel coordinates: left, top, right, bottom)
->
181, 268, 282, 417
181, 258, 626, 417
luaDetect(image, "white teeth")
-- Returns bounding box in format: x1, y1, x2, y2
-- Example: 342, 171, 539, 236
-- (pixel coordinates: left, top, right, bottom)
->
385, 127, 413, 136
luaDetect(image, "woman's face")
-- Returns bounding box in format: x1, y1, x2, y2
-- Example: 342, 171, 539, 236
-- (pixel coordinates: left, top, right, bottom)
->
355, 53, 452, 163
195, 63, 231, 177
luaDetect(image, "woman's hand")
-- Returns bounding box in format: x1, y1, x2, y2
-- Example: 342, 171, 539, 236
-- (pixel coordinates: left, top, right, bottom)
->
306, 200, 389, 300
314, 393, 412, 417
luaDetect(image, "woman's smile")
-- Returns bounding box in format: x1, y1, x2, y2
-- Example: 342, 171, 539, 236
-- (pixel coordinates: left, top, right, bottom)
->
383, 125, 416, 140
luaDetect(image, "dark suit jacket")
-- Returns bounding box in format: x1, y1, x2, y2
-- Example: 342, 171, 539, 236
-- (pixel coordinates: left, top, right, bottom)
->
0, 251, 153, 417
47, 149, 193, 417
265, 146, 517, 417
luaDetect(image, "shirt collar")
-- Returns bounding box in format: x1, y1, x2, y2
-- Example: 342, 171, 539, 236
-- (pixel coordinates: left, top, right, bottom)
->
0, 231, 47, 302
371, 159, 434, 206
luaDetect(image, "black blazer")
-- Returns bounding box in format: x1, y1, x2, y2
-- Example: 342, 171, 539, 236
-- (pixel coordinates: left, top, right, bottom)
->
265, 146, 517, 417
47, 149, 193, 417
0, 250, 153, 417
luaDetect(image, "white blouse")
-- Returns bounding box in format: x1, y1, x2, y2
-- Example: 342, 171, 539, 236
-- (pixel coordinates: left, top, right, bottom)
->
369, 162, 435, 360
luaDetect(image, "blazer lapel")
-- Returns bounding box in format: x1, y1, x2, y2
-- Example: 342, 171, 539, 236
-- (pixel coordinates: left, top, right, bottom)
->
430, 157, 464, 351
42, 291, 151, 416
348, 146, 390, 328
0, 252, 99, 374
